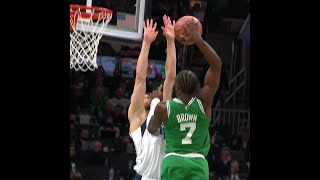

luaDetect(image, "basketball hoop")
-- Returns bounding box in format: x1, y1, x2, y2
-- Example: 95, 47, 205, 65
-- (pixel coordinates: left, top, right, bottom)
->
70, 5, 112, 72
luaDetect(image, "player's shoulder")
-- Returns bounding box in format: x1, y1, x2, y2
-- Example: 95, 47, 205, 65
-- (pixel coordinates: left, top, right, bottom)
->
154, 101, 167, 115
197, 87, 213, 104
157, 100, 167, 109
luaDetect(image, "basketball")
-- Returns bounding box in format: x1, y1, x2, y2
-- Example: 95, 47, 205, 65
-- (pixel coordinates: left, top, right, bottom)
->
174, 16, 202, 45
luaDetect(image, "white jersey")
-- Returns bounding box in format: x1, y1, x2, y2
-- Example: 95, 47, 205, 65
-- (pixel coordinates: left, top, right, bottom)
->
129, 98, 165, 180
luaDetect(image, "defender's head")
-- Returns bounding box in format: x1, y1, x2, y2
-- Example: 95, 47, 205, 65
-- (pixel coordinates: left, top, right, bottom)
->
144, 94, 151, 110
174, 70, 200, 98
144, 87, 163, 111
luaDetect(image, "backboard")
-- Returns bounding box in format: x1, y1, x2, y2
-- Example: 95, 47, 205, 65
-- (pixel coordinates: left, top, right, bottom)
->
70, 0, 150, 42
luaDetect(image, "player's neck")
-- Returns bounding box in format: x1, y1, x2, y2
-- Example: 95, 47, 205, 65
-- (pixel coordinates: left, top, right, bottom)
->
177, 94, 194, 105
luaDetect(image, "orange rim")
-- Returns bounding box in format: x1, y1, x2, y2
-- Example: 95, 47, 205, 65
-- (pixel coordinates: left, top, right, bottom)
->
70, 5, 112, 31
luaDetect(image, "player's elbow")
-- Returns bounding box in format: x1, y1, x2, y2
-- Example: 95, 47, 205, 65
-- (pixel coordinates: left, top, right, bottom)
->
215, 59, 222, 68
208, 61, 222, 72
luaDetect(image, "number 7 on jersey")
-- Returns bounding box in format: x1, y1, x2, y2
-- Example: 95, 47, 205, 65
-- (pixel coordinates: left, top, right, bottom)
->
180, 122, 196, 144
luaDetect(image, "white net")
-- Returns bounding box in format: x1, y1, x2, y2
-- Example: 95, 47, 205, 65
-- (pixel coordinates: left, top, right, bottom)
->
70, 7, 112, 72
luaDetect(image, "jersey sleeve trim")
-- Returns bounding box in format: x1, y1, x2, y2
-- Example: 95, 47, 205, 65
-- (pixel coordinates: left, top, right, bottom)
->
196, 98, 206, 115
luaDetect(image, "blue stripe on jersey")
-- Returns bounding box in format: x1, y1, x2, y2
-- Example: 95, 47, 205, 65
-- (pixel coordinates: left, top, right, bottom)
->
133, 173, 142, 180
160, 126, 166, 139
141, 120, 147, 137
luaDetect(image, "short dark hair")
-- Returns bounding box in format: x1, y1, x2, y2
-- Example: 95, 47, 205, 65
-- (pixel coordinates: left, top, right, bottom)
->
176, 70, 200, 96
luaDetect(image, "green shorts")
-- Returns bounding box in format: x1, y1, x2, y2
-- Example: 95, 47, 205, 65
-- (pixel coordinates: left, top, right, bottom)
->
161, 154, 209, 180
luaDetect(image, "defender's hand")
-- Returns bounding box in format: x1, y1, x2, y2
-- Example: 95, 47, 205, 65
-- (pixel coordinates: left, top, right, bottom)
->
143, 19, 158, 45
161, 15, 175, 42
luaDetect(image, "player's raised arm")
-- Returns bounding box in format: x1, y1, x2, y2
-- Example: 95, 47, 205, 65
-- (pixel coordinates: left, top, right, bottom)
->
161, 15, 176, 101
180, 18, 222, 118
128, 19, 158, 132
148, 101, 167, 134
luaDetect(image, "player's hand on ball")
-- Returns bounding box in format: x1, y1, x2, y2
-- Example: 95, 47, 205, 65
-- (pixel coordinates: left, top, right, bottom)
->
180, 18, 202, 44
161, 15, 175, 42
143, 19, 158, 45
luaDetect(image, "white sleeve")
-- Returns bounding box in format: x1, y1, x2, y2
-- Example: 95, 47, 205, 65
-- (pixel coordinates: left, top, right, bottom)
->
146, 98, 160, 126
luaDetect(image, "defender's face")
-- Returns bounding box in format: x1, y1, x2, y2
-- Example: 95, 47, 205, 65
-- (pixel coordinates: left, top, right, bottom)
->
173, 81, 180, 98
144, 94, 151, 109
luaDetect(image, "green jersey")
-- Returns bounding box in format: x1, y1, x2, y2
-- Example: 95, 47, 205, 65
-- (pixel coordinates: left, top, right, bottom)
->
163, 97, 210, 157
